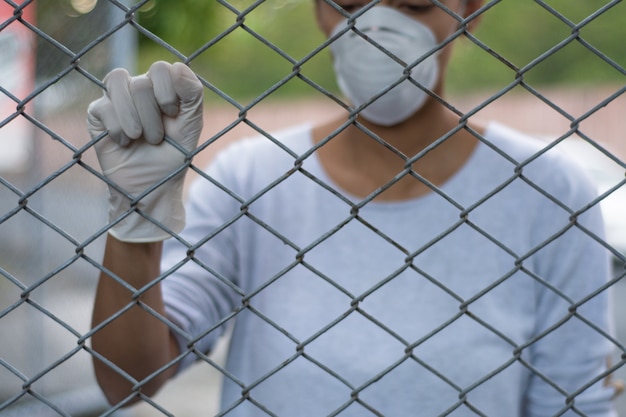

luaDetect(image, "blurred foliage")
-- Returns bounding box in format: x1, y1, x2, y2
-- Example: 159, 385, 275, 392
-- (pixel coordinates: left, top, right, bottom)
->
134, 0, 625, 101
446, 0, 626, 93
136, 0, 333, 102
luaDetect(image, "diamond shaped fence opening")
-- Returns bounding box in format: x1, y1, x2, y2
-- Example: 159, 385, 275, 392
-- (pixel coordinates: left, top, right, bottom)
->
1, 0, 625, 416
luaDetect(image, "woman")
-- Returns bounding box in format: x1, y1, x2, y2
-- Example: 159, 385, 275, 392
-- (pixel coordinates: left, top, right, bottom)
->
88, 1, 620, 415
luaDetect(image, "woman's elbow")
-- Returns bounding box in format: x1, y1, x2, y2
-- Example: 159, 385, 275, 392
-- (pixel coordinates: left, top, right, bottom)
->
93, 359, 172, 407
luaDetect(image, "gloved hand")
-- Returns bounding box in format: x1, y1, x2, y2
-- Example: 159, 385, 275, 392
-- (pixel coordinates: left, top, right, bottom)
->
87, 61, 204, 242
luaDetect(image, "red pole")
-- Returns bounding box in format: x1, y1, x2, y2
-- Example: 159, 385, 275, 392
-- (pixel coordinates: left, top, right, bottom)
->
0, 0, 36, 173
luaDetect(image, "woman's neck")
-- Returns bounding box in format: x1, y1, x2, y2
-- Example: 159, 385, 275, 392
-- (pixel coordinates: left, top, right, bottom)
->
312, 103, 483, 201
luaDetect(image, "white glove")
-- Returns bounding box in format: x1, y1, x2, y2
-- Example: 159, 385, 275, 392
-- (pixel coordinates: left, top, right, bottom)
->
87, 61, 204, 242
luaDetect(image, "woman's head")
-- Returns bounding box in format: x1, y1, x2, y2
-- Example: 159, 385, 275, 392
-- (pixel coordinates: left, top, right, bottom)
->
315, 0, 484, 42
315, 0, 485, 126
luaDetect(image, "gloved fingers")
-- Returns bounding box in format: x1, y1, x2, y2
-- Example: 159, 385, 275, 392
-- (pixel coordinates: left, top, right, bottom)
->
129, 75, 164, 145
170, 62, 204, 112
86, 98, 106, 138
103, 68, 142, 143
148, 61, 179, 118
87, 96, 132, 147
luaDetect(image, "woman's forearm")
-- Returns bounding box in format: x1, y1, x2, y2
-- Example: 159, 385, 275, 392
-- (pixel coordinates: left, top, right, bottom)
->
91, 235, 180, 405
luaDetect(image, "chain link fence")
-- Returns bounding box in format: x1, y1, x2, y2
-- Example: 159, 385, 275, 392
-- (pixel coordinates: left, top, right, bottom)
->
1, 0, 625, 416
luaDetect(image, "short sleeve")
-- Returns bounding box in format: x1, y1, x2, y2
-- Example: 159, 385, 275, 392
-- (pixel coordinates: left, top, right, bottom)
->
523, 152, 618, 416
161, 143, 247, 371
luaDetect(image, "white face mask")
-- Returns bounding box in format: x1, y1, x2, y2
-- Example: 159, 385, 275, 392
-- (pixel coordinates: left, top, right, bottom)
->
329, 6, 440, 126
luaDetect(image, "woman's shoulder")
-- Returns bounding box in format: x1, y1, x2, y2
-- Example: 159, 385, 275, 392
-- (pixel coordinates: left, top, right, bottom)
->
483, 122, 599, 205
215, 123, 314, 163
195, 123, 314, 196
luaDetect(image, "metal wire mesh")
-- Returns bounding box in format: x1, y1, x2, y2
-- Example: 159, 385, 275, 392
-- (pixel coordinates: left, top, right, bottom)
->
1, 0, 625, 416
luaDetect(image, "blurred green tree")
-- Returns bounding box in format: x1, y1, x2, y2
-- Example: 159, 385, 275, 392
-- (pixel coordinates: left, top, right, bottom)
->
135, 0, 626, 101
137, 0, 333, 102
447, 0, 626, 92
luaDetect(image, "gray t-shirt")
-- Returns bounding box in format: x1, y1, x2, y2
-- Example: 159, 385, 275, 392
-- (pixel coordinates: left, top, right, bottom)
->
162, 123, 617, 416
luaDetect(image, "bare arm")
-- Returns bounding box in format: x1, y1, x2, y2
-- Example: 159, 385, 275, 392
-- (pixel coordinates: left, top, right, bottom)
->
87, 62, 203, 405
91, 235, 180, 405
